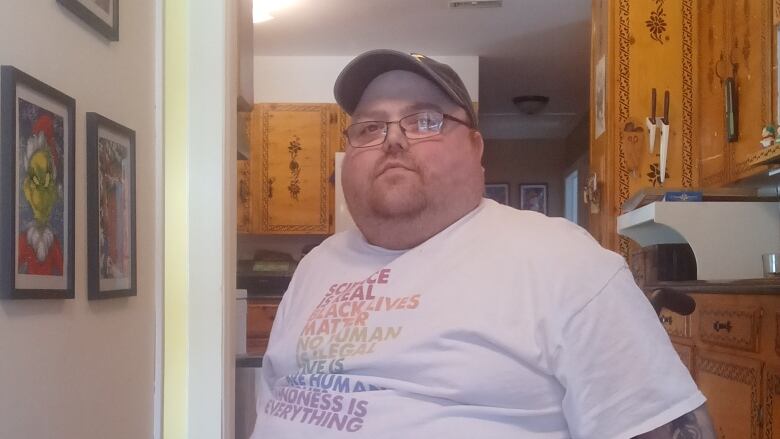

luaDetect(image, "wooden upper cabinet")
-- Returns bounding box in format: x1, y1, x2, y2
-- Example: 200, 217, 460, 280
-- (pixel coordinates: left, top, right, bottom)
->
589, 0, 700, 254
237, 158, 253, 233
237, 103, 349, 235
589, 0, 775, 254
699, 0, 773, 185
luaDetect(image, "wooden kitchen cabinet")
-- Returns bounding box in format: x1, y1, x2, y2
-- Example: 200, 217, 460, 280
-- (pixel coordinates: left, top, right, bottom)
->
698, 0, 773, 186
696, 349, 763, 439
238, 103, 349, 235
589, 0, 775, 255
764, 365, 780, 439
246, 297, 281, 356
654, 287, 780, 438
589, 0, 702, 254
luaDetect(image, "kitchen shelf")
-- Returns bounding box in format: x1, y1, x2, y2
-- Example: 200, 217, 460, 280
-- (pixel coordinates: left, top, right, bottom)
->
618, 201, 780, 281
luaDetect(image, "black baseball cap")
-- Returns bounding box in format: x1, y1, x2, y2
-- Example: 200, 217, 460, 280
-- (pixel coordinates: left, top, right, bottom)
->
334, 49, 477, 128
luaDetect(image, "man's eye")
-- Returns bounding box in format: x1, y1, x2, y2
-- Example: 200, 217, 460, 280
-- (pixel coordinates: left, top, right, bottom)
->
415, 116, 440, 131
361, 123, 383, 134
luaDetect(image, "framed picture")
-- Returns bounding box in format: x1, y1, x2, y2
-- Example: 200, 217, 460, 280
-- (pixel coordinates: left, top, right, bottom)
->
86, 113, 136, 299
519, 183, 548, 215
57, 0, 119, 41
484, 183, 509, 205
0, 66, 76, 299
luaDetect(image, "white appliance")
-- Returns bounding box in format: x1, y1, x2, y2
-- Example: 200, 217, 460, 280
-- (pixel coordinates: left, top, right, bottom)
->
334, 152, 357, 233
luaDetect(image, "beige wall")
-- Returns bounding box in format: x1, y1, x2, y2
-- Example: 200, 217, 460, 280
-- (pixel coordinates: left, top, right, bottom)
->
0, 1, 159, 438
483, 139, 567, 217
254, 55, 479, 103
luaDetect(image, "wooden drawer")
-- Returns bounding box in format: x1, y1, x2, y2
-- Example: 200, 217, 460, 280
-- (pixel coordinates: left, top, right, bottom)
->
247, 301, 279, 355
699, 305, 763, 353
659, 310, 691, 338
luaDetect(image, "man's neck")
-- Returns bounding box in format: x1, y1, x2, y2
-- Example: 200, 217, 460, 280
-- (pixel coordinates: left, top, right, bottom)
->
357, 198, 481, 250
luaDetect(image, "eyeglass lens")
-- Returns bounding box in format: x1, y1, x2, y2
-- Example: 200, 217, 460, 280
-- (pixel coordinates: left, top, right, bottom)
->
346, 112, 446, 148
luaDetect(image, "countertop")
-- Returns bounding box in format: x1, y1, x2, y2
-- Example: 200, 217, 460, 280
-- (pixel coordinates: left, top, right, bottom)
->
643, 277, 780, 294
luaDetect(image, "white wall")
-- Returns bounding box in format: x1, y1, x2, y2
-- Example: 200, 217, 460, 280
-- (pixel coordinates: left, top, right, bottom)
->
0, 1, 159, 438
254, 55, 479, 103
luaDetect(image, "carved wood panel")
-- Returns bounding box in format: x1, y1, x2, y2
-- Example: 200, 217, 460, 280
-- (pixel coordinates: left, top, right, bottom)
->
596, 0, 697, 257
765, 365, 780, 439
237, 159, 253, 233
775, 312, 780, 357
699, 306, 763, 352
729, 0, 773, 182
698, 0, 730, 187
253, 103, 332, 234
696, 350, 762, 439
673, 341, 695, 375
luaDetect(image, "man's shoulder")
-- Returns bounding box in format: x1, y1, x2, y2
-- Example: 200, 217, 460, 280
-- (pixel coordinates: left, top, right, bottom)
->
473, 200, 627, 275
477, 201, 604, 249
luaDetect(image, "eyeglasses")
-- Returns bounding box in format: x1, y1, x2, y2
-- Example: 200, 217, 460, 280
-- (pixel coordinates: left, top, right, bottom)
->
343, 111, 472, 148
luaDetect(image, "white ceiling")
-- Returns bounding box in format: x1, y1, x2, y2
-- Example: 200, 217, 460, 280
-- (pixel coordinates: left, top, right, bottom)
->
253, 0, 591, 139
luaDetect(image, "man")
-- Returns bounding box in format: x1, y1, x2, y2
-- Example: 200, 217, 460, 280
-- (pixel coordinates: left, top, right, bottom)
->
251, 50, 714, 438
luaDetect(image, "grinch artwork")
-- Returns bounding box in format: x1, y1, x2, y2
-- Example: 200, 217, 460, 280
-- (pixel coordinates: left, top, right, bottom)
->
16, 101, 65, 277
97, 134, 131, 289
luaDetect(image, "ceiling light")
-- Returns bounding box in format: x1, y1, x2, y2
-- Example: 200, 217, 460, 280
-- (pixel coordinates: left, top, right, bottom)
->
512, 95, 550, 115
253, 0, 298, 23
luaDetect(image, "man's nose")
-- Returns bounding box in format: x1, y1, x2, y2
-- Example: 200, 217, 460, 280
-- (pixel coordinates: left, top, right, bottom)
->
382, 122, 410, 152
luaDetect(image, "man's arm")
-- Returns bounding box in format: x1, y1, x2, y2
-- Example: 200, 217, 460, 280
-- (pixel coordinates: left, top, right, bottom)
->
633, 403, 716, 439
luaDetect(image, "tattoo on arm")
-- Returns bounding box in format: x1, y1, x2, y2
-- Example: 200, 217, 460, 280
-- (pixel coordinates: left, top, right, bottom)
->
633, 404, 716, 439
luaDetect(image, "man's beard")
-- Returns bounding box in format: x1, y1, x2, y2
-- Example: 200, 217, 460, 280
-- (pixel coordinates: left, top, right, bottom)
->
26, 223, 54, 262
366, 174, 428, 220
369, 190, 427, 220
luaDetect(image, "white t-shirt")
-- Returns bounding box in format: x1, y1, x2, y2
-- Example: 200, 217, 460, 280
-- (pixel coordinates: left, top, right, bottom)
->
251, 200, 704, 439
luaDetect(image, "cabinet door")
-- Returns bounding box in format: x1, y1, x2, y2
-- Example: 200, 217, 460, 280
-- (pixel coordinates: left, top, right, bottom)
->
247, 299, 280, 356
327, 105, 350, 234
728, 0, 773, 182
672, 341, 695, 376
698, 0, 730, 187
765, 365, 780, 439
237, 159, 253, 233
696, 350, 763, 439
253, 103, 333, 234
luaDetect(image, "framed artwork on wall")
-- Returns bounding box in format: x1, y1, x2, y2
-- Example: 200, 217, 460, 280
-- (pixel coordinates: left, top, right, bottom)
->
57, 0, 119, 41
518, 183, 548, 215
484, 183, 509, 205
86, 112, 136, 299
0, 66, 76, 299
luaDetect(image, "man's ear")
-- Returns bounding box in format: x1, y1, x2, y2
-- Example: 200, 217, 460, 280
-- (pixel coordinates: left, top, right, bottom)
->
470, 130, 484, 158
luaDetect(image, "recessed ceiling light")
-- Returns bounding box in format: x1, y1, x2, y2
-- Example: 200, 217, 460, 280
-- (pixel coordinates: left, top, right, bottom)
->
253, 0, 298, 23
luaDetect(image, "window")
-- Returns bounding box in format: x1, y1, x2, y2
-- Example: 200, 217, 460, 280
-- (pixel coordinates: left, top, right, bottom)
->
564, 169, 579, 224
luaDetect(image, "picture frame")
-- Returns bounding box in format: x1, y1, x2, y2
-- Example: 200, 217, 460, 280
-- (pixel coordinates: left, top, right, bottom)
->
0, 66, 76, 299
518, 183, 548, 215
57, 0, 119, 41
484, 183, 509, 205
86, 112, 136, 299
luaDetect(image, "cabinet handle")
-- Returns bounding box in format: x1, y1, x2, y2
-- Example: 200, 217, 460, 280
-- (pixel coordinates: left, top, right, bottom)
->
713, 320, 732, 333
660, 315, 673, 325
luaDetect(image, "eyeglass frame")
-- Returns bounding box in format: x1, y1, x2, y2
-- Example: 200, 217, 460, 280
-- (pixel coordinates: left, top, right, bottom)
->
342, 111, 474, 148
